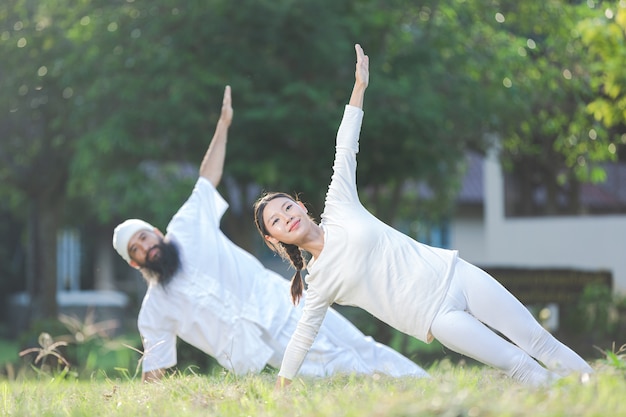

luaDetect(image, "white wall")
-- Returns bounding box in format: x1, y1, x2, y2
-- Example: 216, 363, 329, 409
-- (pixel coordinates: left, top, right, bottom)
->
453, 150, 626, 294
450, 217, 488, 264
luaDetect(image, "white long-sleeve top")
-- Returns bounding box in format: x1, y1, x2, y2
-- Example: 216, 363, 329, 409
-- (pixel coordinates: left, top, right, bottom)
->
278, 105, 458, 379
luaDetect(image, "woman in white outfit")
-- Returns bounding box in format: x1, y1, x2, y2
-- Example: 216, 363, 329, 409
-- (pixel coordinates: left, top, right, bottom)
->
254, 44, 593, 389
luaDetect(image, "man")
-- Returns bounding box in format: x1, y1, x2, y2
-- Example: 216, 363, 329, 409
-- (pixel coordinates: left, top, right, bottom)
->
112, 86, 428, 382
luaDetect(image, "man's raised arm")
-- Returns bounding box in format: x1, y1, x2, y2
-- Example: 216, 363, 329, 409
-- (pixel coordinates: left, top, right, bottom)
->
199, 85, 233, 186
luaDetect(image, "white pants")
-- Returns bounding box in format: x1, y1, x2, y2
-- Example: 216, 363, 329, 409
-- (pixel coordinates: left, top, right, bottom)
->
430, 259, 593, 386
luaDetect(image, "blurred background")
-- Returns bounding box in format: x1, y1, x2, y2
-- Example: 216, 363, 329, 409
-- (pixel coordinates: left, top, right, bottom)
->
1, 0, 626, 377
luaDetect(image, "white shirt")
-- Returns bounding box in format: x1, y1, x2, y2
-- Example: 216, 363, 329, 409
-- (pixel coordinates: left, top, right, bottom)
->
279, 105, 458, 379
139, 178, 295, 374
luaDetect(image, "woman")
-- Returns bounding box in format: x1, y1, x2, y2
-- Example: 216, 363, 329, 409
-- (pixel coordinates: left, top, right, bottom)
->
254, 44, 593, 389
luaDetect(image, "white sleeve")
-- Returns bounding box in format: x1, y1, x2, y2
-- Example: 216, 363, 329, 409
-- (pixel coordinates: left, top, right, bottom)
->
138, 311, 178, 372
325, 105, 363, 207
336, 105, 363, 151
277, 289, 331, 379
166, 177, 229, 271
166, 177, 228, 245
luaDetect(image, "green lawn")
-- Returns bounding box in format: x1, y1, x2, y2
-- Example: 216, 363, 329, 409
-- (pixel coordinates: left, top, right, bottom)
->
0, 359, 624, 417
0, 333, 623, 416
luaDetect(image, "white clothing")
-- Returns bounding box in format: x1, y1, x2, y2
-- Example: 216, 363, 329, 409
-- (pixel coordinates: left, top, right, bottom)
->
279, 106, 457, 379
278, 105, 591, 384
430, 259, 593, 386
138, 177, 428, 378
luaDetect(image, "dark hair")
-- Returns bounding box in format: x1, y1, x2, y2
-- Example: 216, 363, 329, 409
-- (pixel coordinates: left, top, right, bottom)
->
254, 192, 306, 305
141, 238, 181, 287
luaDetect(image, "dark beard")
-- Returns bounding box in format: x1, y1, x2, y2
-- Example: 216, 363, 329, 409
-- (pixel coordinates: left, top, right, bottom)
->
142, 240, 181, 287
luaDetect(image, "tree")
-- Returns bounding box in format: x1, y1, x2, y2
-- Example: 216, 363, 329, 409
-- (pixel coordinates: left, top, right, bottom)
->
69, 0, 520, 231
489, 1, 619, 216
579, 1, 626, 147
4, 0, 620, 329
0, 0, 97, 320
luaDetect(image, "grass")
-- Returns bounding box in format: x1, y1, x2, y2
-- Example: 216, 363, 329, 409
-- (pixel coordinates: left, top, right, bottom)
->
1, 322, 624, 417
0, 358, 624, 417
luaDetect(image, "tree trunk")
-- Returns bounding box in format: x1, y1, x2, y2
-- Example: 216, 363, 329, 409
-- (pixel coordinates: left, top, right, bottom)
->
26, 196, 60, 323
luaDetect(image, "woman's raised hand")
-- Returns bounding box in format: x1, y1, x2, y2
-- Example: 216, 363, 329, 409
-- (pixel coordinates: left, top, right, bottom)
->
354, 43, 369, 89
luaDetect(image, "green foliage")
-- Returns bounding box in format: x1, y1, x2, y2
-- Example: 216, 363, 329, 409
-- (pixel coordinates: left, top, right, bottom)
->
595, 342, 626, 370
17, 318, 69, 350
4, 0, 617, 225
575, 282, 621, 339
0, 339, 19, 369
493, 1, 621, 215
4, 0, 544, 226
13, 315, 143, 381
579, 2, 626, 130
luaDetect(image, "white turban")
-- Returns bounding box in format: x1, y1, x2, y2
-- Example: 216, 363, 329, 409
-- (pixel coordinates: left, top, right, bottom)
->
112, 219, 155, 264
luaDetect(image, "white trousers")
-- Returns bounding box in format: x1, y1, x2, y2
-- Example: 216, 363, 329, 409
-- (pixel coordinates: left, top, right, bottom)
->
430, 259, 593, 386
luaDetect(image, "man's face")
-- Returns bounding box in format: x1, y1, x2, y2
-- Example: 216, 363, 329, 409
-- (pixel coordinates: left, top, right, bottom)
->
128, 229, 180, 286
127, 229, 163, 268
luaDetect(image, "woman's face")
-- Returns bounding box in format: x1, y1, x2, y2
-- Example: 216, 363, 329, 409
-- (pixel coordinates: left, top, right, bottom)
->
262, 196, 309, 245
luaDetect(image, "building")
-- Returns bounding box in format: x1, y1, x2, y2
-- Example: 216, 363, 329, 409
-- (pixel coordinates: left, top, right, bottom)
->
451, 149, 626, 294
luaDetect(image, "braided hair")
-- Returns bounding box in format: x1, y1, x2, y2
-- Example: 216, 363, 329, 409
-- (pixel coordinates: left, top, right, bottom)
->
254, 192, 306, 304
